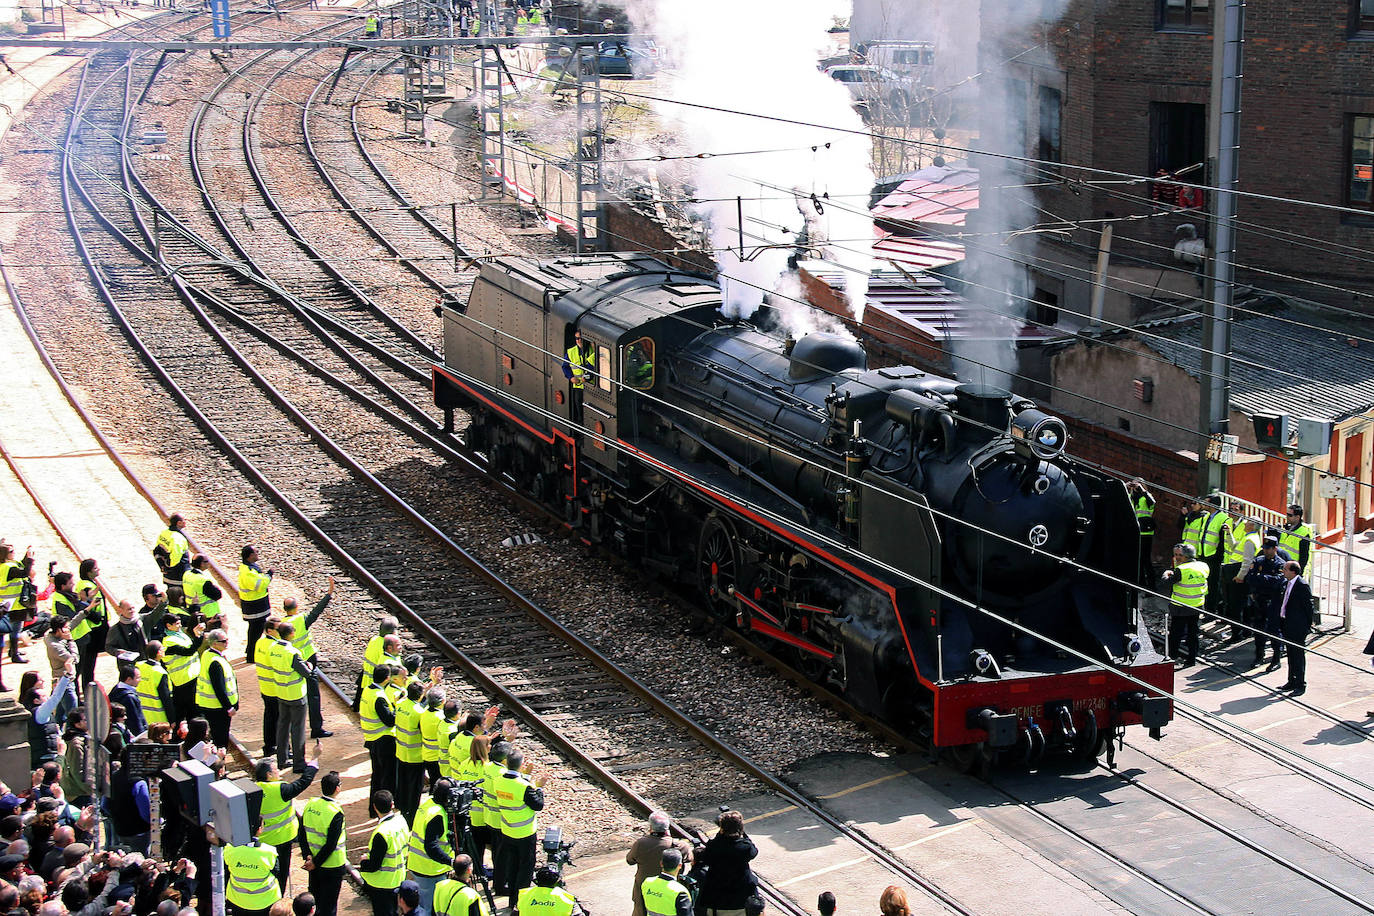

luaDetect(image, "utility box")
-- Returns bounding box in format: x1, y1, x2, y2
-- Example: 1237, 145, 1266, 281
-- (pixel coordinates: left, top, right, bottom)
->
1295, 417, 1335, 457
209, 778, 263, 846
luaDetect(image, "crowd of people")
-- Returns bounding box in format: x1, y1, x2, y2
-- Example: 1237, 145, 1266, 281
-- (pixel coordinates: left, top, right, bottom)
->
1140, 485, 1318, 695
0, 516, 573, 916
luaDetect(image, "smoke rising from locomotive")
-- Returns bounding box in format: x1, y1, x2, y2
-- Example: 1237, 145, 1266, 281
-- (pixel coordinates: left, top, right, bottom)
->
633, 0, 874, 321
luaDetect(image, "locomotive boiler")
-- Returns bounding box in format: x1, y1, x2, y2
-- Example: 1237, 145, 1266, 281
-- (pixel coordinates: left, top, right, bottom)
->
433, 253, 1173, 766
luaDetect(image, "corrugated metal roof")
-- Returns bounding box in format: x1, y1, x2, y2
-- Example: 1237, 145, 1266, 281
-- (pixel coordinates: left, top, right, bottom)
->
872, 165, 979, 227
873, 229, 965, 271
1129, 311, 1374, 422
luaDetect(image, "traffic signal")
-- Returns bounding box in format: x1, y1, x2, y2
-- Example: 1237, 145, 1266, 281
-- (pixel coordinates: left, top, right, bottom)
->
1252, 413, 1288, 449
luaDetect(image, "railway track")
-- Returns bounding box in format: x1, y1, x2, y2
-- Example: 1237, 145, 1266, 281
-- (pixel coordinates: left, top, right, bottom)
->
49, 32, 985, 916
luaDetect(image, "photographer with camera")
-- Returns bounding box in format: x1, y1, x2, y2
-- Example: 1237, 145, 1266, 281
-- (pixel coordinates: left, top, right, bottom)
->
516, 864, 584, 916
151, 514, 191, 590
406, 778, 458, 914
693, 811, 759, 916
433, 854, 485, 916
627, 813, 691, 916
491, 749, 546, 910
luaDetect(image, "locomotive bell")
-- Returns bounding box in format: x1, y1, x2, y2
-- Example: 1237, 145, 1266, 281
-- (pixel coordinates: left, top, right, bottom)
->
1010, 409, 1068, 461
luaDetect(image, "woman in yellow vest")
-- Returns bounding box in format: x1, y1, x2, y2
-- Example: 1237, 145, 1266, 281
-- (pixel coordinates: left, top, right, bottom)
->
135, 643, 173, 727
1162, 543, 1209, 668
71, 558, 106, 690
459, 736, 493, 872
152, 514, 191, 589
161, 613, 204, 722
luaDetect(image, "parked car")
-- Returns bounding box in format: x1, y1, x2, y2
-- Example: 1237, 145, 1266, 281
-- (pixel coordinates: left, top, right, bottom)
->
597, 39, 660, 78
824, 64, 911, 119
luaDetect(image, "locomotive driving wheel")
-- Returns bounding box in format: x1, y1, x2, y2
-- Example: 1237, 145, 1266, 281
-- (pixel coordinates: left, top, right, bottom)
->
697, 515, 740, 621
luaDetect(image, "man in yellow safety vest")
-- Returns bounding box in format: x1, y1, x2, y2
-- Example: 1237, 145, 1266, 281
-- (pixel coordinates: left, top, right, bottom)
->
492, 748, 547, 910
517, 865, 582, 916
638, 848, 691, 916
359, 790, 410, 916
434, 854, 490, 916
256, 755, 319, 891
1162, 543, 1209, 668
283, 576, 335, 739
152, 513, 191, 590
196, 628, 238, 747
564, 328, 595, 425
300, 770, 348, 916
238, 545, 273, 663
222, 832, 279, 916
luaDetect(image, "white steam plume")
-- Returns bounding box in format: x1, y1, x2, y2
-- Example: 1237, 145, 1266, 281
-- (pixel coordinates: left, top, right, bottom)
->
632, 0, 874, 321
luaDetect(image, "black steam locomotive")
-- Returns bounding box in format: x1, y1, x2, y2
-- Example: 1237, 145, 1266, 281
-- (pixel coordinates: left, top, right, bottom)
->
433, 253, 1173, 765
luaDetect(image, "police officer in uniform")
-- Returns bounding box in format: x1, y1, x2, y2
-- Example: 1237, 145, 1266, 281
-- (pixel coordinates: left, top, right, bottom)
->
1162, 543, 1208, 668
564, 329, 595, 425
1224, 517, 1261, 643
517, 866, 582, 916
359, 791, 410, 916
222, 831, 280, 916
196, 628, 238, 747
256, 756, 319, 891
434, 854, 488, 916
152, 514, 191, 590
492, 748, 547, 909
239, 546, 274, 663
640, 848, 692, 916
1248, 536, 1291, 670
300, 770, 348, 916
407, 778, 457, 914
361, 665, 400, 815
283, 577, 335, 739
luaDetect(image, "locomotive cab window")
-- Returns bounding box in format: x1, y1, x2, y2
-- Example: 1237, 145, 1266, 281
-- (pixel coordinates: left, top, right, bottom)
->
623, 337, 655, 390
597, 345, 612, 392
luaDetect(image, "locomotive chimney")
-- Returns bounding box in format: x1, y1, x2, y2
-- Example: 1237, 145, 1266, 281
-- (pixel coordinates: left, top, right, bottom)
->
953, 384, 1012, 444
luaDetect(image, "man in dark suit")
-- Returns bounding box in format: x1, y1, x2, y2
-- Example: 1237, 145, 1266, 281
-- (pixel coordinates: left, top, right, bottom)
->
1277, 560, 1313, 696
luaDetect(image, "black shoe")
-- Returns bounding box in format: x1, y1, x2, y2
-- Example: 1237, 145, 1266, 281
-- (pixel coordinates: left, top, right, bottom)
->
9, 653, 25, 663
263, 747, 277, 757
1177, 658, 1195, 669
311, 730, 334, 739
1265, 660, 1281, 673
1278, 681, 1297, 691
1251, 655, 1264, 668
1290, 686, 1306, 696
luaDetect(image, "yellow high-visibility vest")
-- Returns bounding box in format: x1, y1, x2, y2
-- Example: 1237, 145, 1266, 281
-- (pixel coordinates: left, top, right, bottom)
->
163, 629, 200, 686
360, 812, 409, 890
135, 660, 169, 725
195, 650, 238, 709
395, 699, 423, 765
223, 842, 278, 909
238, 564, 270, 602
494, 770, 536, 839
406, 799, 453, 877
301, 796, 346, 869
256, 780, 297, 846
1170, 560, 1210, 610
275, 640, 307, 704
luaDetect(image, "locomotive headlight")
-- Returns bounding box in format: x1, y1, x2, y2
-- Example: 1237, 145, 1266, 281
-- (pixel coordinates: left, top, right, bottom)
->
1124, 634, 1143, 660
1010, 409, 1068, 461
969, 649, 1000, 678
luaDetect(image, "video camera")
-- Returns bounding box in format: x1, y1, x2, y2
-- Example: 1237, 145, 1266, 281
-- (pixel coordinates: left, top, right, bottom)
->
445, 779, 484, 819
541, 826, 575, 875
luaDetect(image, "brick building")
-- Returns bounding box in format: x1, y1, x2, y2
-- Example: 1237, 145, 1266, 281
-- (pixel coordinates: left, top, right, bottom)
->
974, 0, 1374, 319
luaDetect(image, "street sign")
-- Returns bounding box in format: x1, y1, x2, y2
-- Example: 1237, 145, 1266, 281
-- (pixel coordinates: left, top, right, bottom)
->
1205, 433, 1239, 464
211, 0, 230, 39
125, 742, 183, 780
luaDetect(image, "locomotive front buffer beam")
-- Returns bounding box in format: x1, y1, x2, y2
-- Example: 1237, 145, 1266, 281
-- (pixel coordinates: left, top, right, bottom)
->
967, 707, 1019, 748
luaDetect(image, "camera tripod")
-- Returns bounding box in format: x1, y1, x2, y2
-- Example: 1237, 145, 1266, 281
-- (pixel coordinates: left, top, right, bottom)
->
446, 801, 497, 912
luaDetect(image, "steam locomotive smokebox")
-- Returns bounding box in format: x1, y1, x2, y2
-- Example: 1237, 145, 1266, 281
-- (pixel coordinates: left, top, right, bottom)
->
788, 333, 866, 381
954, 384, 1012, 436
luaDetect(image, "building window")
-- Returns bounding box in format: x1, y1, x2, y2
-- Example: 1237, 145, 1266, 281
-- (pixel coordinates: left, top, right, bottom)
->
1005, 77, 1029, 158
1149, 101, 1207, 207
1158, 0, 1210, 31
1352, 0, 1374, 36
1032, 288, 1059, 326
1038, 86, 1062, 165
1349, 115, 1374, 209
